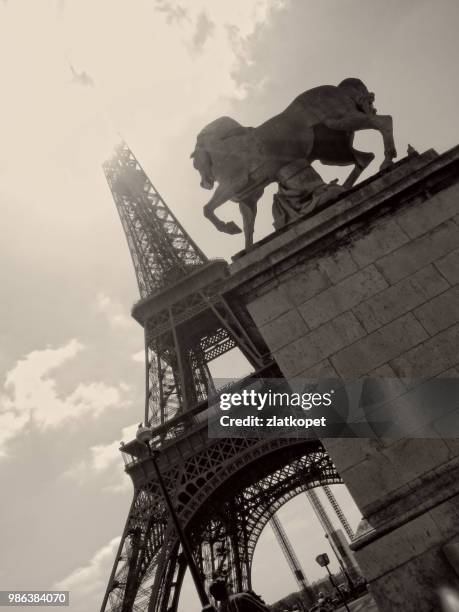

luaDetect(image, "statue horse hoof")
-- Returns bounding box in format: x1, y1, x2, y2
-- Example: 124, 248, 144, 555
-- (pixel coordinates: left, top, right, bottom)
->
379, 158, 394, 171
222, 221, 242, 235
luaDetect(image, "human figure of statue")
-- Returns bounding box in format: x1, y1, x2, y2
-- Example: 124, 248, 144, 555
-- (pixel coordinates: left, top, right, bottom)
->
191, 78, 397, 250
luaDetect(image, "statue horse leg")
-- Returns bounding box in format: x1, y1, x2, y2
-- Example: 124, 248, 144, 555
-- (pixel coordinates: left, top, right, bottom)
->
324, 113, 397, 170
203, 180, 245, 235
342, 150, 375, 189
238, 200, 256, 250
237, 187, 263, 250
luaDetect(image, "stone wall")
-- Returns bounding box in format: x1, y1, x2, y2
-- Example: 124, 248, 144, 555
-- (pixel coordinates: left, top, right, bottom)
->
226, 146, 459, 610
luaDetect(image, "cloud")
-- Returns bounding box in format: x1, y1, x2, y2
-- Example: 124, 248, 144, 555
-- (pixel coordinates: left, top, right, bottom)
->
192, 11, 214, 52
154, 0, 188, 25
54, 536, 121, 610
69, 63, 95, 87
96, 293, 135, 331
62, 422, 138, 492
0, 340, 129, 456
0, 411, 29, 457
131, 350, 145, 363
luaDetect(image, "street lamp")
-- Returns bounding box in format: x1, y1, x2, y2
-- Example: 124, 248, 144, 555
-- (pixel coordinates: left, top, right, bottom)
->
315, 553, 351, 612
136, 424, 215, 612
324, 533, 356, 593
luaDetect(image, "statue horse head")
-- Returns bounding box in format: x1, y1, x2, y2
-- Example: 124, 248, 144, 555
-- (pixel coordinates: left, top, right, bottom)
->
190, 146, 214, 190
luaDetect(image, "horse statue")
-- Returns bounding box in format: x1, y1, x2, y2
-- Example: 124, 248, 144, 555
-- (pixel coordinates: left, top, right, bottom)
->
191, 78, 397, 250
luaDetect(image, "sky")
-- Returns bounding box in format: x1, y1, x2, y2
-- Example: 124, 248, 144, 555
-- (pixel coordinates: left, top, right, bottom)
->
0, 0, 458, 611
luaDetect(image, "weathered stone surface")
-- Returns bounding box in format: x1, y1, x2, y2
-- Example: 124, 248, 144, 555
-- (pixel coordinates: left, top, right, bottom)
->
437, 366, 459, 377
349, 219, 409, 268
435, 248, 459, 285
368, 363, 399, 377
431, 408, 459, 443
298, 359, 339, 379
368, 377, 459, 438
246, 286, 292, 326
414, 285, 459, 335
322, 438, 384, 473
318, 249, 358, 284
390, 322, 459, 377
276, 311, 366, 376
395, 183, 459, 238
443, 435, 459, 458
429, 496, 459, 539
353, 264, 448, 332
367, 542, 459, 611
259, 308, 308, 352
339, 452, 404, 508
284, 262, 330, 306
376, 220, 459, 284
298, 265, 388, 329
331, 314, 428, 378
355, 512, 444, 581
380, 439, 451, 486
226, 145, 459, 612
366, 364, 409, 405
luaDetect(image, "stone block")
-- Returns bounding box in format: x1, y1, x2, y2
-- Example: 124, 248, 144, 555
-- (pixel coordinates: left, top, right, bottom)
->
283, 262, 330, 306
246, 286, 292, 326
395, 183, 459, 238
322, 437, 384, 473
376, 220, 459, 284
355, 512, 444, 582
275, 311, 366, 376
380, 438, 451, 486
349, 219, 409, 268
431, 407, 459, 441
368, 363, 399, 377
435, 248, 459, 285
429, 495, 459, 539
258, 308, 308, 352
317, 249, 358, 284
390, 323, 459, 378
339, 452, 405, 508
443, 437, 459, 458
359, 366, 408, 417
354, 264, 448, 333
414, 285, 459, 335
298, 265, 388, 329
362, 533, 456, 611
437, 366, 459, 377
331, 314, 428, 379
298, 359, 339, 379
371, 376, 459, 438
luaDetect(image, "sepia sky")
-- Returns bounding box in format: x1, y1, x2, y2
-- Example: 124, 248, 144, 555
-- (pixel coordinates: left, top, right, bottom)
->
0, 1, 458, 610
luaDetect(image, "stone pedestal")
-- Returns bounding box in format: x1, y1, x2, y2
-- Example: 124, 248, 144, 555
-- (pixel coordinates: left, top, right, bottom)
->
225, 147, 459, 610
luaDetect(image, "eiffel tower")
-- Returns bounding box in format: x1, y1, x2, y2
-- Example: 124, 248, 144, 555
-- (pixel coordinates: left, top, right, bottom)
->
100, 142, 341, 612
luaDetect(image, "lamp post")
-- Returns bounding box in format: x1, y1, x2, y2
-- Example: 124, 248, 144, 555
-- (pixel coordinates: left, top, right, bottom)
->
315, 553, 350, 612
324, 533, 356, 594
136, 424, 215, 612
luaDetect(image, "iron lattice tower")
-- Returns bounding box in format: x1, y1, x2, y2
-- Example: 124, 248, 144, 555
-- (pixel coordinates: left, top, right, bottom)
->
322, 485, 354, 540
270, 514, 310, 591
103, 141, 207, 299
306, 489, 356, 579
100, 142, 342, 612
103, 142, 264, 428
